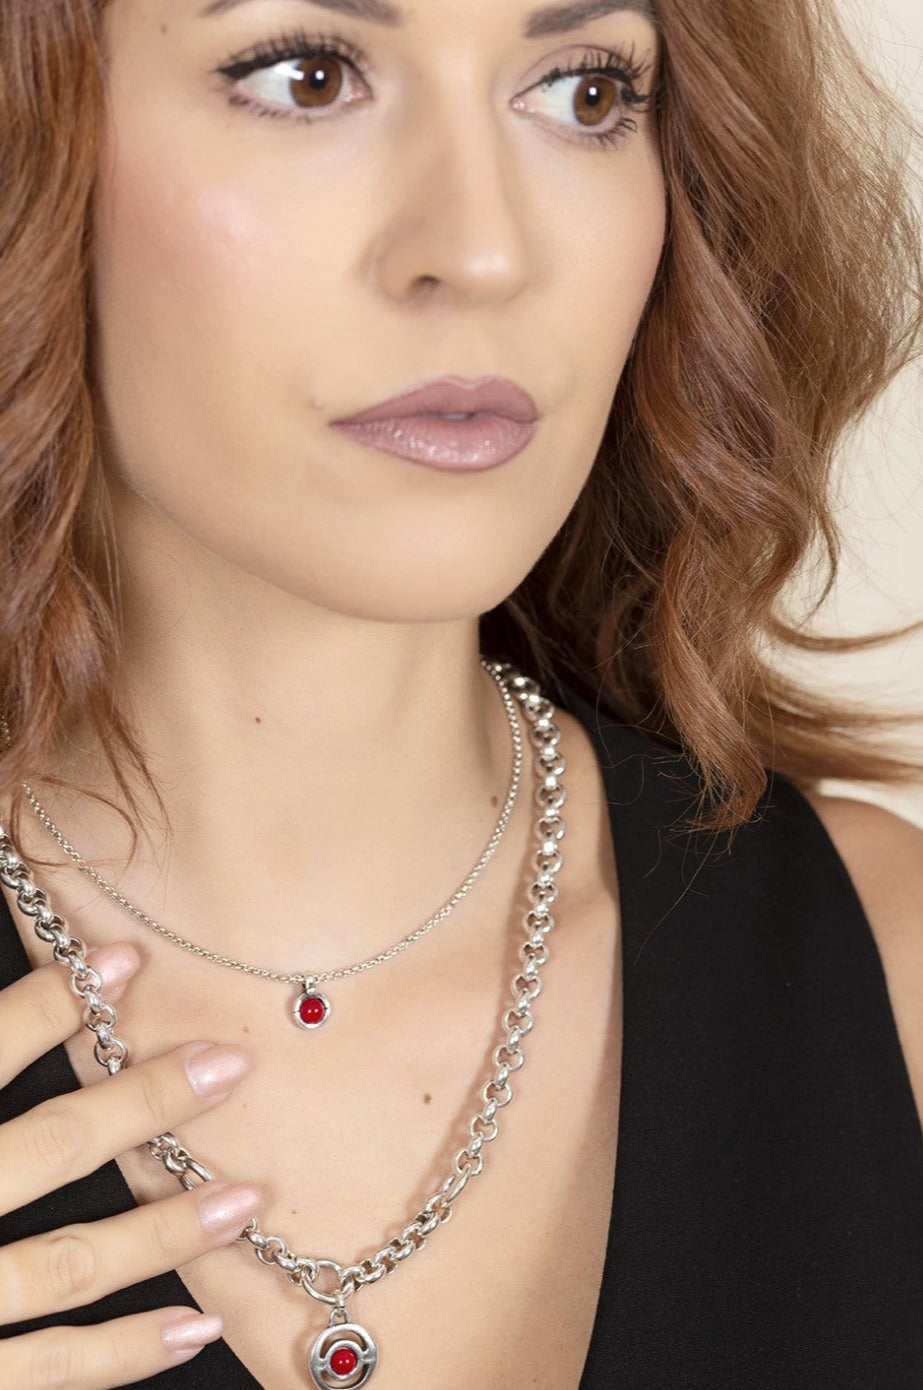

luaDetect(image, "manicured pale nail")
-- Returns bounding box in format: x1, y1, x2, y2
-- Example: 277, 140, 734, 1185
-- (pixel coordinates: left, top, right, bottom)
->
85, 944, 141, 1001
162, 1312, 224, 1357
197, 1182, 262, 1238
183, 1044, 250, 1099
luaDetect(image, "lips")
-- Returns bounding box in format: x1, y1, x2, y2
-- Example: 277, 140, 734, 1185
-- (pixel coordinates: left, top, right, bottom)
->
328, 375, 539, 472
332, 375, 539, 425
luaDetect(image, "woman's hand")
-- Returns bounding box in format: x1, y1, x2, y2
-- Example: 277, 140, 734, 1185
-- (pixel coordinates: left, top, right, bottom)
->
0, 943, 260, 1388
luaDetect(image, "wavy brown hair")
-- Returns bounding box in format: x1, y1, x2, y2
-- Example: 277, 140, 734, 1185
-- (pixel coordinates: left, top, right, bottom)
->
1, 0, 921, 831
486, 0, 923, 825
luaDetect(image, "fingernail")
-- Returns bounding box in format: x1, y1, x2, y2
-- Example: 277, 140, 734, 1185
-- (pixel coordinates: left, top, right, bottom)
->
85, 944, 141, 1002
162, 1312, 224, 1358
197, 1182, 262, 1238
183, 1044, 250, 1099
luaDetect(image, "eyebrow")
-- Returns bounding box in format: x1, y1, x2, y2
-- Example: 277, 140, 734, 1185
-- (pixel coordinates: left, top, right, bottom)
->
198, 0, 658, 39
524, 1, 657, 38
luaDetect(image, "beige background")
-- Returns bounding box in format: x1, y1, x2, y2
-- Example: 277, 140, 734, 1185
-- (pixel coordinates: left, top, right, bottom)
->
778, 0, 923, 824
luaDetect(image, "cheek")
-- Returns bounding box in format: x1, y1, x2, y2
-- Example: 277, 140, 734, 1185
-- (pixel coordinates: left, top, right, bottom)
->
92, 133, 238, 468
93, 137, 295, 399
584, 158, 666, 381
91, 120, 380, 490
545, 147, 666, 467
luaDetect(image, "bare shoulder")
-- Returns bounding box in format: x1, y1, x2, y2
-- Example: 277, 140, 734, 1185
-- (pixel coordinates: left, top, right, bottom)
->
803, 791, 923, 1129
802, 793, 923, 927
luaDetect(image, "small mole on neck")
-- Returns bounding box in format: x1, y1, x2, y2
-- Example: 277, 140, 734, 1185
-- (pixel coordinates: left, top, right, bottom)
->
423, 1092, 432, 1105
254, 716, 262, 725
490, 794, 498, 808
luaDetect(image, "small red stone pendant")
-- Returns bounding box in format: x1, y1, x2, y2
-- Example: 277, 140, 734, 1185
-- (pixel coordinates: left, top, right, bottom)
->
294, 978, 331, 1030
309, 1314, 378, 1387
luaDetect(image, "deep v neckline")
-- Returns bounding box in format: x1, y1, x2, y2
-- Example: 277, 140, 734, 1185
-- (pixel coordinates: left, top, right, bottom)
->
0, 685, 633, 1389
5, 691, 923, 1387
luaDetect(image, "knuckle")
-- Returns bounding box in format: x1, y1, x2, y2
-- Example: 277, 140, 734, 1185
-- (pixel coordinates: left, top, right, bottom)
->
0, 1242, 30, 1318
31, 1328, 80, 1390
29, 976, 68, 1037
112, 1327, 142, 1381
27, 1103, 90, 1179
135, 1065, 171, 1129
147, 1200, 180, 1266
45, 1229, 97, 1305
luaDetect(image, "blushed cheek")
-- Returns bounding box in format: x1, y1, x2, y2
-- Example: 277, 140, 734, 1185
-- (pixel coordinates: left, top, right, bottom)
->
93, 135, 356, 420
90, 142, 241, 512
94, 135, 251, 350
90, 127, 305, 489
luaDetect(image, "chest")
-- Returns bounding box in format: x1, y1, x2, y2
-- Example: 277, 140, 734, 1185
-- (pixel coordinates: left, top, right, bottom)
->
63, 882, 622, 1390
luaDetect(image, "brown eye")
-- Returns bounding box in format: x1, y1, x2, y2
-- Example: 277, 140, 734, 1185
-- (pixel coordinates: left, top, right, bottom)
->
572, 75, 618, 129
513, 59, 648, 146
222, 46, 370, 122
289, 56, 345, 110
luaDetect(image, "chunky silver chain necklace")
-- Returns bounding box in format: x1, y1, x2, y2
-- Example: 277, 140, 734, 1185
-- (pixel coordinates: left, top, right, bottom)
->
0, 665, 566, 1388
22, 658, 523, 1032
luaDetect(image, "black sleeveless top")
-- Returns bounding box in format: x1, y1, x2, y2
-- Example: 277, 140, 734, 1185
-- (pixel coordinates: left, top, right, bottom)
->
2, 689, 922, 1388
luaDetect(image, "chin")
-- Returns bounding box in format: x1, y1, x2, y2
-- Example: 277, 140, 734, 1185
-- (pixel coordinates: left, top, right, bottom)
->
267, 553, 539, 627
107, 454, 575, 627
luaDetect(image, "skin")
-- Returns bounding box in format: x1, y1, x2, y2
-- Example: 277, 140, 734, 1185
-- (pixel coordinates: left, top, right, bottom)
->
93, 0, 664, 623
76, 0, 667, 954
1, 0, 921, 1385
94, 0, 665, 625
2, 1, 662, 1384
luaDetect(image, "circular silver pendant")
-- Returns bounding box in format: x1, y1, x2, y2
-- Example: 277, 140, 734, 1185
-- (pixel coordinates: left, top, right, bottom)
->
294, 979, 331, 1030
309, 1320, 378, 1387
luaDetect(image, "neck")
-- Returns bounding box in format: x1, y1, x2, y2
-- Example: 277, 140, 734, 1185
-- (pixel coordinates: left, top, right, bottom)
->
41, 495, 523, 969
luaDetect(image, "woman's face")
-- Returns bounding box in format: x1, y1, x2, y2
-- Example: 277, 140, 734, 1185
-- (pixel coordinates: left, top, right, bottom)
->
92, 0, 665, 622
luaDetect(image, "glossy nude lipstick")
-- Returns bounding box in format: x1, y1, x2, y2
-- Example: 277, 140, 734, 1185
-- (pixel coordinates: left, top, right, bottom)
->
328, 376, 539, 471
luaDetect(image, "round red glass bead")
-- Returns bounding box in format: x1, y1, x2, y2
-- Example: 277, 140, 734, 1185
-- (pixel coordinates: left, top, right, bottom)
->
299, 995, 328, 1026
330, 1344, 359, 1376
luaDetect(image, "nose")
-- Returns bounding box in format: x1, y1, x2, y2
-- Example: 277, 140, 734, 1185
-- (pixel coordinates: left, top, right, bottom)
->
368, 86, 534, 308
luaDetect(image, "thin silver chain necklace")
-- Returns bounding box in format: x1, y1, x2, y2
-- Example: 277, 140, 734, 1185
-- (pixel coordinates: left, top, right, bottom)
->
22, 658, 523, 1032
0, 664, 566, 1388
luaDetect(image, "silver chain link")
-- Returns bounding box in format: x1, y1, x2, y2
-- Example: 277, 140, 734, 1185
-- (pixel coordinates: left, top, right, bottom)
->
0, 663, 566, 1314
22, 659, 523, 987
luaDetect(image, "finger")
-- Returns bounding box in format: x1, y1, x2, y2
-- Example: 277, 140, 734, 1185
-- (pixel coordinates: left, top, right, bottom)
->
0, 1181, 262, 1324
0, 945, 141, 1090
0, 1042, 250, 1218
0, 1305, 224, 1390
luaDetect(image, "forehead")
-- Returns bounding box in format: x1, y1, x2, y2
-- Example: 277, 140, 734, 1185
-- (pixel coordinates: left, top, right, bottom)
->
194, 0, 659, 39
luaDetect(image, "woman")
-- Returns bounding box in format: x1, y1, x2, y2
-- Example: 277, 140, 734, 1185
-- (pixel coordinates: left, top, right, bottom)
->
0, 0, 921, 1386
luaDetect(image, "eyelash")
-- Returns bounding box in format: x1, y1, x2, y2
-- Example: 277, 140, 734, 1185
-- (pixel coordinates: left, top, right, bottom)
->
216, 30, 654, 149
532, 46, 653, 146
